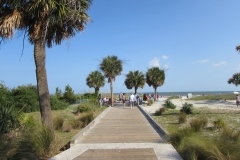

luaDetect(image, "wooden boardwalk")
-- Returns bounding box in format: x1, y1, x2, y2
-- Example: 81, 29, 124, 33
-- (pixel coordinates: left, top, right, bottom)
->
50, 103, 183, 160
75, 105, 163, 144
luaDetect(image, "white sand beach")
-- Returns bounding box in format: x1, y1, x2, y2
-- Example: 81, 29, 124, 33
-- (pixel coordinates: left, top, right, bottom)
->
141, 97, 239, 114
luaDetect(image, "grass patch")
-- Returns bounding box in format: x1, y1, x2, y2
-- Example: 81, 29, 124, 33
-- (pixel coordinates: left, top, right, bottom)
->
152, 107, 240, 159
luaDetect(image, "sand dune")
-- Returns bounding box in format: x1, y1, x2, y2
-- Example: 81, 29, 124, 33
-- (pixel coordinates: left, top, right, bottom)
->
141, 98, 240, 114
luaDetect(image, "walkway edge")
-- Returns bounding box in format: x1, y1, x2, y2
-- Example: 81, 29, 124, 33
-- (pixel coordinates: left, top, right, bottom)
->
138, 105, 169, 140
70, 106, 111, 147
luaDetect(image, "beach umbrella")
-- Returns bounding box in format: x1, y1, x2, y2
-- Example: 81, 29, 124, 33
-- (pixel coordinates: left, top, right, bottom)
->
233, 92, 239, 94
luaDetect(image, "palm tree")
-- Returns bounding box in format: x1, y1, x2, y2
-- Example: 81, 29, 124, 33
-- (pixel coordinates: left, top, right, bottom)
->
236, 45, 240, 53
146, 67, 165, 100
86, 71, 105, 93
124, 70, 145, 94
0, 0, 92, 130
228, 73, 240, 86
99, 55, 123, 106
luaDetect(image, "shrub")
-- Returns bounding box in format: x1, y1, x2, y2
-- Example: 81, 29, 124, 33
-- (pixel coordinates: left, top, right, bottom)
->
213, 119, 225, 130
220, 127, 240, 142
162, 100, 176, 109
78, 112, 94, 128
189, 117, 208, 132
13, 124, 64, 159
0, 103, 22, 134
154, 107, 165, 116
167, 127, 194, 149
147, 99, 153, 106
11, 84, 39, 112
76, 103, 91, 113
61, 84, 77, 104
179, 136, 225, 160
68, 118, 82, 129
50, 95, 69, 110
179, 112, 187, 124
53, 116, 64, 130
180, 103, 193, 114
61, 121, 72, 132
21, 115, 36, 129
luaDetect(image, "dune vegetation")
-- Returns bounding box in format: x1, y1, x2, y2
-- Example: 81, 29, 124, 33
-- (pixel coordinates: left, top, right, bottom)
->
153, 94, 240, 160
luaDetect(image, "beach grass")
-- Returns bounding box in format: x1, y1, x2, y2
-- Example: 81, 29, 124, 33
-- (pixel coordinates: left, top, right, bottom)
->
152, 106, 240, 159
188, 94, 236, 101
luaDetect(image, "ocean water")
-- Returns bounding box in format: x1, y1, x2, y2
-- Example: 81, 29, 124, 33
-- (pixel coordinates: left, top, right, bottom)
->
114, 91, 234, 96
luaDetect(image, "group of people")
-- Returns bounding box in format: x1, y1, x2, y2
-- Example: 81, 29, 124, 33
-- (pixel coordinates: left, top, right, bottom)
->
98, 92, 143, 108
119, 92, 141, 109
143, 93, 158, 101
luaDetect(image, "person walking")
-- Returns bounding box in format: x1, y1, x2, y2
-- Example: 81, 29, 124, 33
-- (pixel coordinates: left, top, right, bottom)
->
129, 93, 135, 109
98, 93, 102, 107
236, 95, 239, 107
119, 92, 123, 103
122, 93, 126, 108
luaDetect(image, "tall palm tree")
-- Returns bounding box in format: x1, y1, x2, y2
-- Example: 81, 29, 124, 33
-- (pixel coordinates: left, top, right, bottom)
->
86, 70, 105, 93
99, 55, 123, 106
146, 67, 165, 100
124, 70, 145, 94
236, 45, 240, 53
228, 73, 240, 87
0, 0, 92, 130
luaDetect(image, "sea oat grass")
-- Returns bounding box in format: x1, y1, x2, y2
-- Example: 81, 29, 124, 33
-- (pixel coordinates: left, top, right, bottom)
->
189, 117, 208, 132
178, 112, 187, 124
78, 112, 94, 127
12, 124, 64, 159
53, 115, 64, 130
154, 107, 165, 116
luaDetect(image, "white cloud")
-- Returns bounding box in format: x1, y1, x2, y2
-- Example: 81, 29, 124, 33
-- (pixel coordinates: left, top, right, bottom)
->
162, 55, 169, 60
196, 60, 209, 63
149, 57, 160, 67
212, 61, 227, 67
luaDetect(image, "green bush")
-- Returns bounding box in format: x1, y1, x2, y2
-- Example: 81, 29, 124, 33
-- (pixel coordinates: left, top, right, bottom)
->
11, 84, 39, 112
0, 103, 22, 134
162, 100, 176, 109
50, 95, 69, 110
179, 112, 187, 124
154, 107, 165, 116
189, 117, 208, 132
76, 103, 91, 113
61, 84, 77, 104
180, 103, 193, 114
21, 115, 36, 129
78, 112, 94, 127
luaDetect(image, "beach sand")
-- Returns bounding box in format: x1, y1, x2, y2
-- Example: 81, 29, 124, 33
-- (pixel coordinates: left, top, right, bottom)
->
141, 97, 239, 114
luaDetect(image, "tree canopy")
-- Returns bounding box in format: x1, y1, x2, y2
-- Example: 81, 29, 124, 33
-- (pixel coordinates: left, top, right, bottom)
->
86, 70, 105, 93
124, 70, 145, 94
146, 67, 165, 100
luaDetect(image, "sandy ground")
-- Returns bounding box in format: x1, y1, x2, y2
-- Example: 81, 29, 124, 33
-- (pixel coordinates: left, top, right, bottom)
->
141, 97, 240, 114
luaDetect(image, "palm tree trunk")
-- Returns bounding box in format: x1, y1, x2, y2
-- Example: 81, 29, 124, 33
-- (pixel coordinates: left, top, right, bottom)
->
134, 87, 137, 94
110, 80, 114, 107
34, 39, 53, 130
154, 87, 157, 101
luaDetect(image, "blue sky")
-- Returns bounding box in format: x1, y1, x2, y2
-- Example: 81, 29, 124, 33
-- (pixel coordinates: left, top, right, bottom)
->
1, 0, 240, 94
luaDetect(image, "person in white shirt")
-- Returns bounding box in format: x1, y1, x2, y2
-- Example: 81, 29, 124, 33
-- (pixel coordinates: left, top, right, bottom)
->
129, 93, 135, 109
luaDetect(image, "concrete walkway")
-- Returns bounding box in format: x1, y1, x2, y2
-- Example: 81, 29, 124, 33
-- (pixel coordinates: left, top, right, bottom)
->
50, 103, 183, 160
